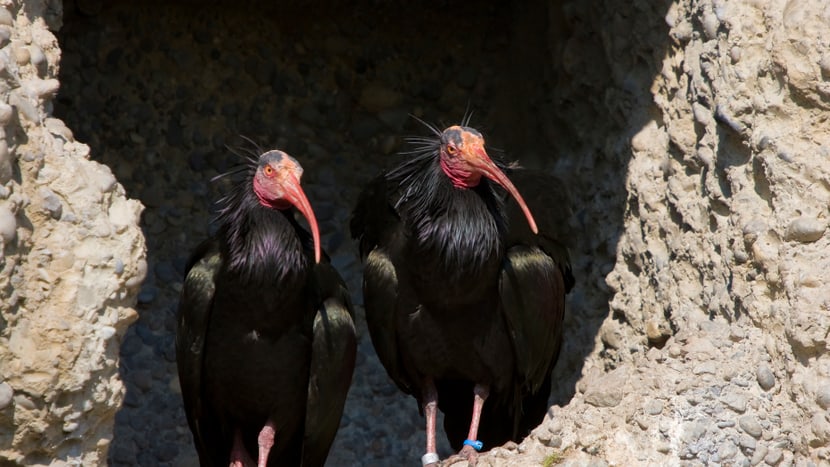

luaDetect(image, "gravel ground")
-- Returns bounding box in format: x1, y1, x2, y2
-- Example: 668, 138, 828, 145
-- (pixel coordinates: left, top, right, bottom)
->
54, 2, 553, 465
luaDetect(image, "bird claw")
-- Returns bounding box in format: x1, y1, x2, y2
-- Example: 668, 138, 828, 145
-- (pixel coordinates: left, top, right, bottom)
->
229, 437, 257, 467
443, 445, 479, 466
229, 457, 255, 467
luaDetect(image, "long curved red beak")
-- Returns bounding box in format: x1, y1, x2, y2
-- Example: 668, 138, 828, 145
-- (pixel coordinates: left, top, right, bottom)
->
283, 174, 321, 263
471, 147, 538, 235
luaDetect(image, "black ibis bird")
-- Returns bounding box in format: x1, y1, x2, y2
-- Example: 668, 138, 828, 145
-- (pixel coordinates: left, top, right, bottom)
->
176, 148, 357, 467
351, 120, 573, 465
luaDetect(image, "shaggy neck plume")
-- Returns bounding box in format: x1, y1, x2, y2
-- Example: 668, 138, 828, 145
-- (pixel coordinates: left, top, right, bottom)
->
440, 157, 481, 189
217, 178, 309, 284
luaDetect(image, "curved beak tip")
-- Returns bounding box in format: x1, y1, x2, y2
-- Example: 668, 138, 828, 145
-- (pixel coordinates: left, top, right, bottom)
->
307, 214, 321, 264
284, 174, 321, 265
475, 156, 539, 236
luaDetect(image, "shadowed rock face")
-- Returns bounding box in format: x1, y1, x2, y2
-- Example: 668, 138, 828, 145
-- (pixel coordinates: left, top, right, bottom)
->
0, 0, 826, 465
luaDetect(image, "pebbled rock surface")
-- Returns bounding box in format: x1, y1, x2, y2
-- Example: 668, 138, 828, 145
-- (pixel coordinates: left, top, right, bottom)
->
0, 0, 146, 465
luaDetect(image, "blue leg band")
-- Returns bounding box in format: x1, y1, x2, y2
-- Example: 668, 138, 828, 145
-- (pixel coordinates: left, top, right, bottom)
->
463, 439, 484, 451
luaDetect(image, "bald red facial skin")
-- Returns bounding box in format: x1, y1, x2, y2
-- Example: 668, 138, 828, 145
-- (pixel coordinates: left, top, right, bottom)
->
438, 126, 538, 234
253, 151, 321, 263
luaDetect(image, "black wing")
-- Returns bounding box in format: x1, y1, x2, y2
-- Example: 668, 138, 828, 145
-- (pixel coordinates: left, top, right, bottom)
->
350, 174, 399, 259
499, 168, 573, 394
175, 238, 224, 466
503, 168, 574, 292
350, 174, 413, 394
302, 262, 358, 467
499, 245, 567, 393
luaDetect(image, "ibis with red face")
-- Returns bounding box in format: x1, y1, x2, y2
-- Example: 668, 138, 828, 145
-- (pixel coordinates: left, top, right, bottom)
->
176, 149, 356, 467
351, 122, 573, 465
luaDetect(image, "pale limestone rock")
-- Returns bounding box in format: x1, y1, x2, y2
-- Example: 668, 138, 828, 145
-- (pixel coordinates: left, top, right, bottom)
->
0, 1, 145, 464
483, 0, 829, 465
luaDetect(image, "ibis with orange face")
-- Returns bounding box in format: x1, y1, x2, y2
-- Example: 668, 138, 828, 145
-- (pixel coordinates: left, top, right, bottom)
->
176, 149, 356, 467
351, 121, 573, 465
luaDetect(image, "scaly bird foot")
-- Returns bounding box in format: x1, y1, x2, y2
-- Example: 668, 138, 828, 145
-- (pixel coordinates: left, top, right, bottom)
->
443, 445, 479, 466
229, 455, 255, 467
229, 451, 256, 467
230, 427, 257, 467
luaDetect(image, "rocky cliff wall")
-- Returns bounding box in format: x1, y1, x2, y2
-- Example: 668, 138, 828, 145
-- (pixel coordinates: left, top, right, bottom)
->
0, 1, 145, 464
486, 1, 829, 465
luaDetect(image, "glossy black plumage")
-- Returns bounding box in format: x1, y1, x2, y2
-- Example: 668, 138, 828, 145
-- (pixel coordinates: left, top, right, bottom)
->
351, 124, 573, 462
176, 150, 356, 467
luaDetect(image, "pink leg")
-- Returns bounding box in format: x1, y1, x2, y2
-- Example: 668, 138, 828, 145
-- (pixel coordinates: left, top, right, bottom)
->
457, 384, 489, 465
230, 428, 254, 467
421, 379, 440, 467
466, 384, 489, 444
257, 420, 277, 467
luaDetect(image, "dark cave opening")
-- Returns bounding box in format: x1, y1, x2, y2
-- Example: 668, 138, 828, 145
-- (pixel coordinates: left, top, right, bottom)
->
53, 0, 670, 464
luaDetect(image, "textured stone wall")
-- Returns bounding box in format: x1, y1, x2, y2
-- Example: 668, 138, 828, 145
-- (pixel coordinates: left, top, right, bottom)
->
0, 0, 145, 464
483, 0, 830, 465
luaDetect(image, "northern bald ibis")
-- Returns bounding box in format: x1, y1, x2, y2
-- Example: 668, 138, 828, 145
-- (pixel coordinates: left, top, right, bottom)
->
351, 121, 573, 465
177, 149, 356, 467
